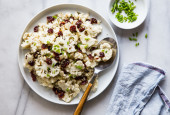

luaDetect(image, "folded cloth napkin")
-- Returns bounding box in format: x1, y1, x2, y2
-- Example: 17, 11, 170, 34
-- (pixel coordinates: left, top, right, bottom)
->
106, 63, 170, 115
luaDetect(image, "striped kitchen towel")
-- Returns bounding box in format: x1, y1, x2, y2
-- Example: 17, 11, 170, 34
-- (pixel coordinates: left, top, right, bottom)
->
106, 63, 170, 115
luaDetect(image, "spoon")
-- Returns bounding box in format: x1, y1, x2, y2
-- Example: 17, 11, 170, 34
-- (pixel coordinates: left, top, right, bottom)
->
74, 37, 117, 115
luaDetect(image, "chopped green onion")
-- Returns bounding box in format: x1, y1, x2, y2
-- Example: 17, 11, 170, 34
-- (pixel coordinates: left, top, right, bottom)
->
45, 53, 50, 57
115, 12, 124, 23
52, 63, 55, 67
145, 34, 148, 38
105, 50, 108, 53
77, 43, 82, 48
132, 38, 137, 41
111, 0, 119, 13
47, 67, 50, 71
135, 42, 139, 47
129, 37, 137, 41
52, 15, 58, 19
129, 37, 132, 41
136, 32, 138, 37
56, 49, 60, 53
34, 43, 36, 46
61, 51, 65, 54
84, 44, 88, 49
69, 74, 72, 77
64, 47, 67, 50
85, 38, 90, 40
66, 88, 70, 91
47, 41, 50, 44
102, 49, 105, 52
54, 45, 60, 48
111, 0, 138, 23
67, 53, 70, 58
47, 74, 50, 77
52, 70, 55, 74
67, 41, 69, 45
76, 65, 82, 70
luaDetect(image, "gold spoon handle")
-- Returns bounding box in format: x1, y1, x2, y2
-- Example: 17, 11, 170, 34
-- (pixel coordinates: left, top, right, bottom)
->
74, 83, 93, 115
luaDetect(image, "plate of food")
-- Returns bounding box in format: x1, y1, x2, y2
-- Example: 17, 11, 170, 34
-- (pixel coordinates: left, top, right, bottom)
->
18, 4, 119, 105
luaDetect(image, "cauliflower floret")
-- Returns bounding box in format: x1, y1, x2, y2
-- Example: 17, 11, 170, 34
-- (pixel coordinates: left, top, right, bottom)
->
21, 40, 30, 49
64, 23, 72, 30
21, 33, 34, 49
102, 49, 113, 61
34, 57, 60, 78
74, 52, 83, 59
92, 49, 102, 62
73, 12, 79, 19
58, 80, 80, 102
24, 53, 34, 70
62, 93, 73, 103
78, 13, 89, 22
75, 60, 85, 70
79, 35, 98, 47
99, 43, 113, 61
59, 70, 67, 78
54, 37, 65, 46
60, 51, 68, 60
85, 60, 97, 68
64, 12, 72, 19
58, 13, 65, 19
66, 61, 84, 76
100, 43, 111, 49
79, 45, 87, 53
82, 21, 102, 37
53, 27, 60, 34
63, 30, 74, 39
65, 44, 76, 53
41, 49, 52, 56
48, 66, 60, 77
23, 32, 32, 40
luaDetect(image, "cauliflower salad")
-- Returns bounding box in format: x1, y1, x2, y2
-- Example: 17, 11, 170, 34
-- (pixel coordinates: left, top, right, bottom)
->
21, 12, 113, 102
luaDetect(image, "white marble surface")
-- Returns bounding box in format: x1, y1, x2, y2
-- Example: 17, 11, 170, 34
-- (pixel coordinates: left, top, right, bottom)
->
0, 0, 170, 115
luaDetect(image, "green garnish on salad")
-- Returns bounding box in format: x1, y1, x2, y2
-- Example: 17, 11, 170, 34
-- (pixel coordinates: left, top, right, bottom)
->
77, 43, 82, 48
56, 49, 61, 53
84, 44, 88, 49
76, 65, 83, 70
52, 15, 58, 19
85, 38, 90, 40
66, 88, 70, 91
47, 41, 50, 44
47, 74, 50, 77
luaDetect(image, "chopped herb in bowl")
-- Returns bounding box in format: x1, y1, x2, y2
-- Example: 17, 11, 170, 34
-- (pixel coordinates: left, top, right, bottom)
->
111, 0, 138, 23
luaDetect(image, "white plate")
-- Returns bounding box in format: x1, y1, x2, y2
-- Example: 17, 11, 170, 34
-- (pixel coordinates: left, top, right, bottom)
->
108, 0, 149, 29
18, 4, 119, 105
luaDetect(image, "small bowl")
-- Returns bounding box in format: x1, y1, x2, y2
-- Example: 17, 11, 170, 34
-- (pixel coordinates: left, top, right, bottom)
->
108, 0, 149, 29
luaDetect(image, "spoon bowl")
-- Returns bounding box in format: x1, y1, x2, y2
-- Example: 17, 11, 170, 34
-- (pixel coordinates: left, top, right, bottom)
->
95, 37, 117, 72
74, 37, 117, 115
